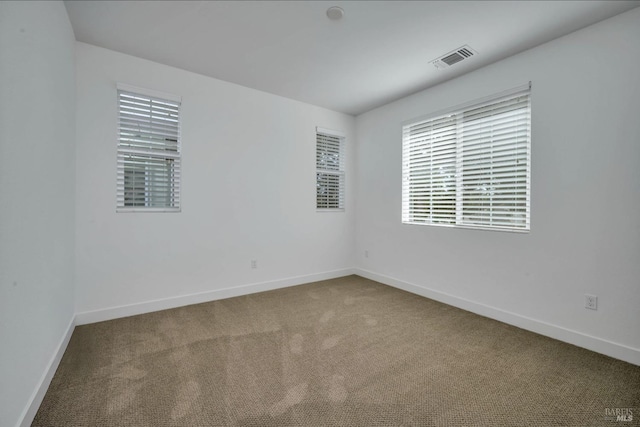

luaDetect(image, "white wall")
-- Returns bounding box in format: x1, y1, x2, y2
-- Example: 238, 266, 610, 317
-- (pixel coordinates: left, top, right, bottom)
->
355, 8, 640, 362
75, 42, 356, 318
0, 2, 76, 426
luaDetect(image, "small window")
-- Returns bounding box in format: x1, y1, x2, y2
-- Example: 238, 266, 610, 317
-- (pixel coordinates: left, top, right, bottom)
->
316, 127, 345, 211
402, 84, 531, 231
117, 84, 182, 212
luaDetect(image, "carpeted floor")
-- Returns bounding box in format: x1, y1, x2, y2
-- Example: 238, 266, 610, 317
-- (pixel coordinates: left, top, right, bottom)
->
34, 275, 639, 426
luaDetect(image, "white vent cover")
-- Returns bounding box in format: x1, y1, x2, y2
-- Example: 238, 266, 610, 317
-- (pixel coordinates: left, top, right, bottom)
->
431, 45, 477, 69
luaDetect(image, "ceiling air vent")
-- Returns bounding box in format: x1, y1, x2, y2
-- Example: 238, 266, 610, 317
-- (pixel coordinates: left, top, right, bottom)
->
431, 45, 477, 69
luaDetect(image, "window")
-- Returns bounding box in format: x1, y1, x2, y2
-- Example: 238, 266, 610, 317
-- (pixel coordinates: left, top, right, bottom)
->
402, 84, 531, 231
117, 84, 182, 212
316, 127, 345, 210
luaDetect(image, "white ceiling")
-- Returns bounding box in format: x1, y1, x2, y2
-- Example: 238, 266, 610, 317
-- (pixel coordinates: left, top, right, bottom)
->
64, 1, 639, 115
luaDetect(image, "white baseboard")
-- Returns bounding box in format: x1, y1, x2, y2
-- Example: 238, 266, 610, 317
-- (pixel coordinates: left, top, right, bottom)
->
18, 316, 76, 427
355, 268, 640, 366
75, 268, 355, 325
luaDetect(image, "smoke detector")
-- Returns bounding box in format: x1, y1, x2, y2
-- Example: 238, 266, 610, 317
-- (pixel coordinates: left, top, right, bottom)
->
431, 45, 477, 69
326, 6, 344, 20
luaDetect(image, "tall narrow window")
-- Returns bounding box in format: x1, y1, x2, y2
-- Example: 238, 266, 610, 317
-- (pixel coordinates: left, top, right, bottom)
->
402, 84, 531, 231
316, 127, 345, 210
117, 84, 182, 212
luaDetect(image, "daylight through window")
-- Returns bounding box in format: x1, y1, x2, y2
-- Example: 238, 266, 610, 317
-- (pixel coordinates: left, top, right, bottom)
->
117, 84, 182, 212
316, 128, 345, 210
402, 85, 531, 231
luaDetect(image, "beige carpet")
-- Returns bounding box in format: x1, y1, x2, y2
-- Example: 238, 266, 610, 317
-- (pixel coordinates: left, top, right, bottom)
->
34, 275, 639, 426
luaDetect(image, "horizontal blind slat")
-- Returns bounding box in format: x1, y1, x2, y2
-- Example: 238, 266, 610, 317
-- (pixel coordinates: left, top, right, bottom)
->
117, 88, 182, 210
316, 131, 345, 210
403, 89, 530, 230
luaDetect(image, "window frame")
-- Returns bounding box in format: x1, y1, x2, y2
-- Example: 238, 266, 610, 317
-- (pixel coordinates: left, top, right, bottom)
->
316, 127, 345, 212
116, 83, 182, 213
402, 83, 531, 233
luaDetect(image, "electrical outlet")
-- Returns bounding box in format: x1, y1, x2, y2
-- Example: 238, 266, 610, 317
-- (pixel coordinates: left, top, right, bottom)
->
251, 260, 257, 269
585, 294, 597, 310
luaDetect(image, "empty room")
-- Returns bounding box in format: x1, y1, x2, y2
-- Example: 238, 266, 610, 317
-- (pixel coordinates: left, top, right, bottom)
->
1, 1, 640, 426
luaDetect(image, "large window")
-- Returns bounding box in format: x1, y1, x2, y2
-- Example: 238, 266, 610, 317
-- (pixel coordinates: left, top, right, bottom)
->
117, 84, 182, 212
316, 127, 345, 210
402, 84, 531, 232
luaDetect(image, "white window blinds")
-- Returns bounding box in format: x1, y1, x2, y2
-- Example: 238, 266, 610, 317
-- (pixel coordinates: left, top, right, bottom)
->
117, 84, 182, 212
402, 85, 531, 231
316, 127, 345, 210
